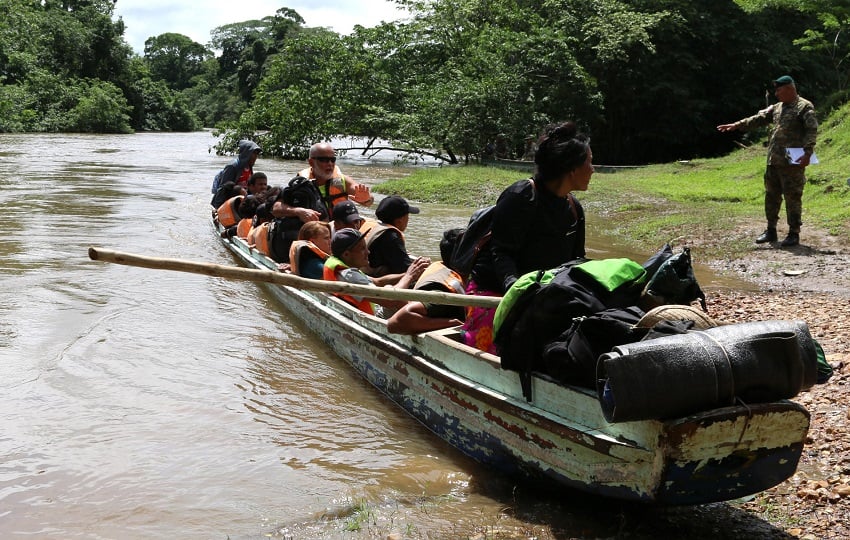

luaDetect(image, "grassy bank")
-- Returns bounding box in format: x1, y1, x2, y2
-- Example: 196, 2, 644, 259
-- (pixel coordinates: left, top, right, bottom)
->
376, 104, 850, 261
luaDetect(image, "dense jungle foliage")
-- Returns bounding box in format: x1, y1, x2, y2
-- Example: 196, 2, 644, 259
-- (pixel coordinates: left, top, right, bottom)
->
1, 0, 848, 164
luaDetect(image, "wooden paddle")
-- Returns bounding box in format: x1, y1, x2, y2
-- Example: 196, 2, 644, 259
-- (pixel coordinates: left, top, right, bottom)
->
87, 247, 502, 308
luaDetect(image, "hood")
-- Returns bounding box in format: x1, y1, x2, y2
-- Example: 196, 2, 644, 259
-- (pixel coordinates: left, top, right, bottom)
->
237, 140, 261, 162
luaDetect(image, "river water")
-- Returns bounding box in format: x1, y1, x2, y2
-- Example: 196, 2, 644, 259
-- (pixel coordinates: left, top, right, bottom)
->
0, 132, 756, 539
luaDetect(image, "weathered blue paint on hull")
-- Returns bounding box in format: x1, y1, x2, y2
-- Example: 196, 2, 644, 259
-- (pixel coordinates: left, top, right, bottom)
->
657, 443, 806, 505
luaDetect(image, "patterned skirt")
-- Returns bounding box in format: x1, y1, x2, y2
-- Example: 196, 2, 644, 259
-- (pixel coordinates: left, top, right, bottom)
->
460, 279, 500, 355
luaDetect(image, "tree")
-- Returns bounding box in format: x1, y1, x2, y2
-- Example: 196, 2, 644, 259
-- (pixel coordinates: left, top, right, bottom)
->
210, 9, 306, 102
233, 0, 600, 162
233, 28, 354, 156
144, 33, 212, 90
734, 0, 850, 105
39, 0, 131, 81
793, 8, 850, 106
69, 79, 132, 133
0, 0, 42, 85
180, 57, 246, 127
0, 0, 140, 132
127, 77, 200, 131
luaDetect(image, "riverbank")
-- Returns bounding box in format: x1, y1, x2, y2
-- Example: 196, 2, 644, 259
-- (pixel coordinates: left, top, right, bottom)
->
707, 288, 849, 539
700, 231, 850, 539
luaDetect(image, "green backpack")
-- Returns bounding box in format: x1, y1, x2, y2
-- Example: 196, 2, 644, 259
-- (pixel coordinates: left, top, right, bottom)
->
493, 258, 647, 337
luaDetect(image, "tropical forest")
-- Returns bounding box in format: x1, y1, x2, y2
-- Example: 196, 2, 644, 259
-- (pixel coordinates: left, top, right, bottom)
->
1, 0, 848, 165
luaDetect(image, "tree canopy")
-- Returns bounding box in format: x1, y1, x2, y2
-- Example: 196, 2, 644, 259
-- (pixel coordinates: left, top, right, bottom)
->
221, 0, 845, 164
1, 0, 849, 164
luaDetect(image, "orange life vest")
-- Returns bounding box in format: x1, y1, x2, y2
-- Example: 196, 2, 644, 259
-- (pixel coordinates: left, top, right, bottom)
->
414, 261, 466, 294
359, 217, 378, 234
298, 166, 349, 214
216, 196, 243, 228
236, 217, 252, 239
322, 256, 375, 315
364, 222, 404, 247
360, 220, 409, 277
289, 240, 329, 277
248, 221, 271, 256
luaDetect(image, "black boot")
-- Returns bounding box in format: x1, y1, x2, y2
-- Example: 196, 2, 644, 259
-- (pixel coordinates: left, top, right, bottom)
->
755, 228, 777, 244
781, 232, 799, 247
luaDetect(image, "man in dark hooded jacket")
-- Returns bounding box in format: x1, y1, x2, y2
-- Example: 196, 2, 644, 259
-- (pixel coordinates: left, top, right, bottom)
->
211, 140, 261, 194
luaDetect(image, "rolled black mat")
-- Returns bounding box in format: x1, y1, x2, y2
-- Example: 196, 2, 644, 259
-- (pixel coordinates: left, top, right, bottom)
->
597, 320, 817, 422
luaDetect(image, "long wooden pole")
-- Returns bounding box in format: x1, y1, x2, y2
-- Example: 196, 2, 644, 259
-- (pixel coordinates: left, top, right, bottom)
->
87, 247, 502, 309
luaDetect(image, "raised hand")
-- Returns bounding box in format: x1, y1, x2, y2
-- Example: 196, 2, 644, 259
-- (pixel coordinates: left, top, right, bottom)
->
351, 183, 373, 205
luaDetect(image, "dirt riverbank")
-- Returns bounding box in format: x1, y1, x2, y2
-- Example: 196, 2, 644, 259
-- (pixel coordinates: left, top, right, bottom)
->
683, 223, 850, 540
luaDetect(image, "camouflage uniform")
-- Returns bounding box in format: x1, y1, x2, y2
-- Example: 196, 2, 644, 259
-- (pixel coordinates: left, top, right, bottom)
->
735, 97, 818, 233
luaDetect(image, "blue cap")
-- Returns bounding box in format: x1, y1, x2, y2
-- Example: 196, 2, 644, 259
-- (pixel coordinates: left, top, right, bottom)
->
774, 75, 795, 87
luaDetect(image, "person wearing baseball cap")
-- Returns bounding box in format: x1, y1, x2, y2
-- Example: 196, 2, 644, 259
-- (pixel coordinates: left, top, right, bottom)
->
375, 195, 420, 223
322, 228, 429, 315
365, 195, 430, 277
716, 74, 818, 248
330, 200, 365, 232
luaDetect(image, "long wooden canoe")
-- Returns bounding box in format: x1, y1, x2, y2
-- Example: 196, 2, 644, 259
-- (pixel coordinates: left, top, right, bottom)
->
215, 223, 810, 505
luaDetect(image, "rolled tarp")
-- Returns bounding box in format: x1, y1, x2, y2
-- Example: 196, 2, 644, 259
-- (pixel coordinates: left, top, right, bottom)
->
596, 320, 818, 422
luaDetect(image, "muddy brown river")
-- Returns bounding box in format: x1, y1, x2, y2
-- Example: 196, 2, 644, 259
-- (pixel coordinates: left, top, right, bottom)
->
0, 131, 783, 539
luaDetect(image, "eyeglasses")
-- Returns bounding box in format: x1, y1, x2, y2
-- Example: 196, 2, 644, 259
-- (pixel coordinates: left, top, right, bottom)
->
312, 156, 337, 163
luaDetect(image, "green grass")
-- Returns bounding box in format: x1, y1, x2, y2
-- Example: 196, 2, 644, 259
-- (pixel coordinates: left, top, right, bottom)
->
343, 499, 376, 532
375, 103, 850, 261
375, 165, 519, 205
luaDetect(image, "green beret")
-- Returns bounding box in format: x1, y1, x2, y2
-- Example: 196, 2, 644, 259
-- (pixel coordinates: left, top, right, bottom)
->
774, 75, 795, 87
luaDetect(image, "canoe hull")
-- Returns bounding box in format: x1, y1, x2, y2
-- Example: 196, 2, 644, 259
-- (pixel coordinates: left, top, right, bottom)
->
217, 227, 809, 505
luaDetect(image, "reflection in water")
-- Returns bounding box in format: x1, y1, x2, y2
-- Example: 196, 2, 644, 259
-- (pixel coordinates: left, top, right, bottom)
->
0, 132, 767, 538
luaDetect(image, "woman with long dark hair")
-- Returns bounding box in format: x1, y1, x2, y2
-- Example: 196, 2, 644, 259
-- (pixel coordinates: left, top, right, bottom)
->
463, 121, 595, 353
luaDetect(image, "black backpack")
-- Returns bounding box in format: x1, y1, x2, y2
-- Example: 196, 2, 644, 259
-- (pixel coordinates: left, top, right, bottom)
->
266, 176, 330, 263
642, 246, 707, 310
541, 306, 647, 388
494, 262, 607, 400
442, 179, 548, 283
281, 175, 329, 219
266, 217, 301, 263
442, 205, 495, 281
540, 307, 694, 389
494, 245, 705, 401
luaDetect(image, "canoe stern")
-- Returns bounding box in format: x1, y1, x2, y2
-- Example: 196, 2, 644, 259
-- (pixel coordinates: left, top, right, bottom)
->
656, 402, 810, 504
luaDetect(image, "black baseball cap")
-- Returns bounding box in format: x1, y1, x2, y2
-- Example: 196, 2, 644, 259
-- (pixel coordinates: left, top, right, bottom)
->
376, 195, 420, 223
331, 228, 366, 258
331, 200, 363, 224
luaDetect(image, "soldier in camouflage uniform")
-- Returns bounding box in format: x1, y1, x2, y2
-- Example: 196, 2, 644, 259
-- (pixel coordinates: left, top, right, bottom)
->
717, 75, 818, 247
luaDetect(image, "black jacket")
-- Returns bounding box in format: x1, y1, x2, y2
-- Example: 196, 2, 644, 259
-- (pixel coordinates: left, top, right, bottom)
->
471, 178, 586, 293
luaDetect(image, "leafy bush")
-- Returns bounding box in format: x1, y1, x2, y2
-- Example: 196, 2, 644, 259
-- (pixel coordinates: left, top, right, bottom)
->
68, 80, 132, 133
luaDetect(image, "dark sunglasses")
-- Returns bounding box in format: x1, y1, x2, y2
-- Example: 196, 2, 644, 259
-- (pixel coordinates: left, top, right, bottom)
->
313, 156, 337, 163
